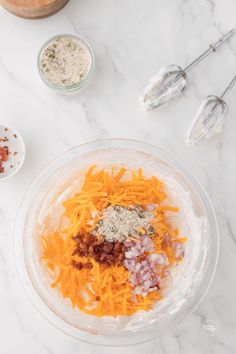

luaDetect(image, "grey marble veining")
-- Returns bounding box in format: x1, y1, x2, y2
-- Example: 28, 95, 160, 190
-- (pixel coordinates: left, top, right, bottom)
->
0, 0, 235, 353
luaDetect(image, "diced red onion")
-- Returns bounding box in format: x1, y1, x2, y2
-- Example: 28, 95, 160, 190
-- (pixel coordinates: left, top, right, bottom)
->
134, 262, 142, 273
135, 242, 142, 250
133, 286, 142, 295
149, 286, 158, 292
148, 253, 166, 265
123, 259, 136, 269
141, 259, 148, 266
141, 236, 154, 251
130, 273, 137, 285
124, 235, 167, 296
148, 253, 159, 262
143, 280, 153, 289
142, 272, 151, 281
125, 249, 140, 258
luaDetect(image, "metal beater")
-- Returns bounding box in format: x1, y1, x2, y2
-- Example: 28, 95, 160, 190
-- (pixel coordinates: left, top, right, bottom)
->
186, 74, 236, 145
141, 29, 236, 111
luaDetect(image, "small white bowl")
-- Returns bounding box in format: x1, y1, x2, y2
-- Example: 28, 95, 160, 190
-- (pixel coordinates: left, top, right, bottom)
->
0, 125, 25, 181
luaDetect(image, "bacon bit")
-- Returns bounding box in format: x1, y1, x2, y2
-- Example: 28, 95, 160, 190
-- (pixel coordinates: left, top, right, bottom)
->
0, 146, 9, 173
73, 233, 126, 266
0, 146, 9, 161
83, 262, 93, 269
72, 260, 83, 270
72, 260, 93, 270
0, 137, 8, 142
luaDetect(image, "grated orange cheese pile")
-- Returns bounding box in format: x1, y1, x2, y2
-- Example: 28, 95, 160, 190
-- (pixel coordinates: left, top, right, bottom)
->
41, 166, 187, 317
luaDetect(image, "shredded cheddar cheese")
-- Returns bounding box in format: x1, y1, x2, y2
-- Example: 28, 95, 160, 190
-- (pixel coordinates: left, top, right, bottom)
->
41, 166, 186, 317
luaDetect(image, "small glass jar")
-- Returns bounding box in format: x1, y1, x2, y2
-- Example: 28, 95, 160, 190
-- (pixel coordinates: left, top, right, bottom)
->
37, 34, 95, 94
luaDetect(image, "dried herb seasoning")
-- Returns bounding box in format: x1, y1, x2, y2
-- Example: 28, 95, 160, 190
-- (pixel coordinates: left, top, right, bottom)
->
39, 36, 92, 87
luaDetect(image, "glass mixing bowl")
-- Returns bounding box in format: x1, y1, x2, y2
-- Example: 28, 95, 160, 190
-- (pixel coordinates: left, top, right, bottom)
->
14, 139, 219, 346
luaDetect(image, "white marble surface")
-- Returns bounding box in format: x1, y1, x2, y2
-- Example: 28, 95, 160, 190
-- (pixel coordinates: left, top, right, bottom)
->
0, 0, 236, 353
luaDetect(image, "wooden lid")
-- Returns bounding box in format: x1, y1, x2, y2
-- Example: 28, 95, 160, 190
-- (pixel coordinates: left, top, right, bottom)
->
0, 0, 69, 18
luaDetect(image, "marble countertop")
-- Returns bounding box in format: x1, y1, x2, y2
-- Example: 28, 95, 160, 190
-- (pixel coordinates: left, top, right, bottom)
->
0, 0, 236, 353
